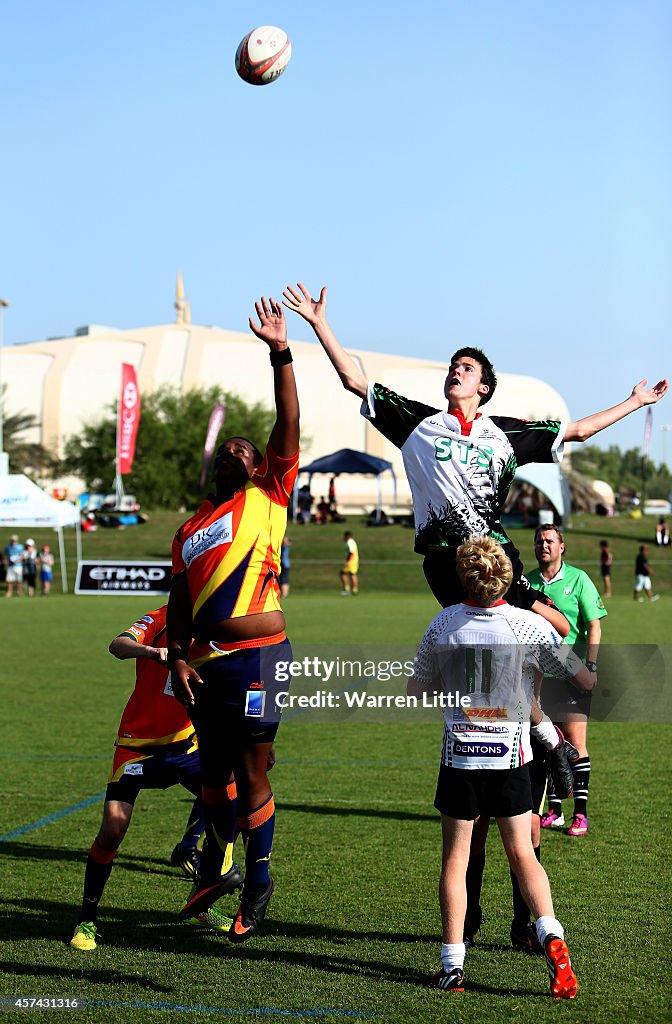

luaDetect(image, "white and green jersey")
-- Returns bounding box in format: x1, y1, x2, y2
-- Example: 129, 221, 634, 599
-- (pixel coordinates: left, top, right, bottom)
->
361, 383, 566, 554
413, 601, 580, 770
525, 562, 606, 646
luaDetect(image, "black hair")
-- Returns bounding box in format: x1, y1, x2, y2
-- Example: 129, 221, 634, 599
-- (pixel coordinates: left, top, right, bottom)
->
450, 347, 497, 406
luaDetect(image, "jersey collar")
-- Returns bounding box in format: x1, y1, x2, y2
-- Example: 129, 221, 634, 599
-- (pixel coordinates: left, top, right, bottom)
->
464, 598, 508, 607
444, 409, 482, 436
538, 562, 565, 585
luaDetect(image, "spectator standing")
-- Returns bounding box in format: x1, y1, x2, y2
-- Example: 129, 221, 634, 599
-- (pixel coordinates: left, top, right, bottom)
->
280, 535, 292, 599
599, 540, 613, 598
4, 535, 24, 597
340, 531, 359, 595
38, 545, 55, 596
22, 539, 38, 596
633, 545, 659, 602
656, 517, 670, 547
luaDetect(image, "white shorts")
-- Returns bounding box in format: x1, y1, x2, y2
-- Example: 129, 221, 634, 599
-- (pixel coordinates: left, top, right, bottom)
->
6, 566, 23, 583
634, 574, 652, 592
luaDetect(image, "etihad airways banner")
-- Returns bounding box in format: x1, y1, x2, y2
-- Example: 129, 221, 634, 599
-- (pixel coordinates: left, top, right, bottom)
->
75, 561, 171, 595
117, 363, 141, 474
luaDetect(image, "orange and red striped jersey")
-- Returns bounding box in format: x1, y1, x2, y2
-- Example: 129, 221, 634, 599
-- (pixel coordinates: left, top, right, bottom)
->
172, 443, 299, 635
116, 606, 195, 748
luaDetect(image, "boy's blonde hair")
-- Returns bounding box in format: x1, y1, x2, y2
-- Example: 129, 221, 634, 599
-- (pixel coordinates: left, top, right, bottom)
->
456, 536, 513, 605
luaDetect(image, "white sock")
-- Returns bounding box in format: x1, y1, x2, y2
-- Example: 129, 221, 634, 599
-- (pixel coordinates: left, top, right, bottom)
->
441, 942, 466, 972
530, 715, 560, 750
536, 915, 564, 946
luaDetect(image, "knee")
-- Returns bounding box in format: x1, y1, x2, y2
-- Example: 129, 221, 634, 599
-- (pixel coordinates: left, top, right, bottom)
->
235, 767, 271, 813
98, 808, 131, 848
507, 846, 536, 877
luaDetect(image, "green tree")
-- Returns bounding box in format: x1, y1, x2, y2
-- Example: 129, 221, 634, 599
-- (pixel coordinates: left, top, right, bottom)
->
1, 386, 60, 480
571, 444, 672, 500
63, 385, 275, 509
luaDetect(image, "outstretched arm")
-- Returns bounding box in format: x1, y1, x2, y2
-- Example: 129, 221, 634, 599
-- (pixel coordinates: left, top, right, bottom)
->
249, 297, 300, 457
109, 635, 167, 662
564, 379, 668, 442
283, 283, 367, 399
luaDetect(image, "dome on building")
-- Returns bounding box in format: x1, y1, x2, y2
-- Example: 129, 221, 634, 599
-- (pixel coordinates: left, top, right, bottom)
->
3, 319, 571, 509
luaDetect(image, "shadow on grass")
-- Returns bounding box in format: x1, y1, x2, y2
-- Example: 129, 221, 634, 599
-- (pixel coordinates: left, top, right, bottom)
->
0, 841, 184, 879
3, 897, 550, 996
279, 802, 437, 823
5, 896, 439, 976
0, 959, 171, 993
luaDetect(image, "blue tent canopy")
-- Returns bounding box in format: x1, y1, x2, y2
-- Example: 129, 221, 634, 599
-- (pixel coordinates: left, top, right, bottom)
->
300, 449, 393, 476
298, 448, 397, 517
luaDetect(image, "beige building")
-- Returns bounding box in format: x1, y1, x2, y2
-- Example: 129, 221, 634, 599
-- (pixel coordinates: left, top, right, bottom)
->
3, 318, 570, 510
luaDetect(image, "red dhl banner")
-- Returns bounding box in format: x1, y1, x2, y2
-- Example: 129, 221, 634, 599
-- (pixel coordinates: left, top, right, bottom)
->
117, 363, 141, 474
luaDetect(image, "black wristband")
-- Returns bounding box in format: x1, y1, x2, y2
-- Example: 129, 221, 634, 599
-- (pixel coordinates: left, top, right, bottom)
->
585, 660, 598, 673
167, 648, 189, 667
269, 347, 293, 367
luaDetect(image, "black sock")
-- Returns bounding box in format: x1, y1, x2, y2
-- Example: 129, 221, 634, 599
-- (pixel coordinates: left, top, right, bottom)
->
179, 797, 205, 849
572, 758, 590, 816
80, 841, 116, 923
465, 849, 486, 931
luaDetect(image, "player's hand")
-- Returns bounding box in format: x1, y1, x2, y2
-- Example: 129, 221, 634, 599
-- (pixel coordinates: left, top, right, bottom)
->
146, 646, 167, 663
171, 662, 203, 707
282, 282, 327, 324
631, 379, 669, 406
249, 297, 287, 349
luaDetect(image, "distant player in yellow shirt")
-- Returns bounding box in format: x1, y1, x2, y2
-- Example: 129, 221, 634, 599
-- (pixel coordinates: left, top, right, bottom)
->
340, 531, 359, 595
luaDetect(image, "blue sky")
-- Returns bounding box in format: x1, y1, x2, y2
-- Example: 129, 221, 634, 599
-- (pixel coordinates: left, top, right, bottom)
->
1, 1, 670, 463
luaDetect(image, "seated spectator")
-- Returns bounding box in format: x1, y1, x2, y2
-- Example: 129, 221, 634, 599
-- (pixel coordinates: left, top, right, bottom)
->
656, 517, 670, 547
297, 484, 314, 524
316, 497, 331, 524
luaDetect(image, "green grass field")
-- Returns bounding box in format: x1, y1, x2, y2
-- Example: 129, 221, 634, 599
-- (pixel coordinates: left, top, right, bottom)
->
1, 514, 670, 1022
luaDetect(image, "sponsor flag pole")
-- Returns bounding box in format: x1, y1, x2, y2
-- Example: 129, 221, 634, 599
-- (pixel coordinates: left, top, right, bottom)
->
200, 402, 226, 489
115, 363, 141, 507
641, 407, 653, 509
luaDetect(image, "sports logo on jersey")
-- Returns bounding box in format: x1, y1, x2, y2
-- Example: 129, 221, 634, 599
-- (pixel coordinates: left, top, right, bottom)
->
463, 707, 509, 719
183, 512, 233, 568
245, 690, 266, 718
454, 741, 509, 757
124, 763, 144, 776
459, 724, 508, 734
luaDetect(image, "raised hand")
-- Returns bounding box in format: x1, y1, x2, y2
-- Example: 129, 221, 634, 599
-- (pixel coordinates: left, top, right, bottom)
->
631, 379, 669, 406
282, 282, 327, 325
249, 297, 287, 350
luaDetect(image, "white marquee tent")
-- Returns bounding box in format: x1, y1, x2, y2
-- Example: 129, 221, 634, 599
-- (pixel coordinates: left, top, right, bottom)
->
0, 475, 81, 592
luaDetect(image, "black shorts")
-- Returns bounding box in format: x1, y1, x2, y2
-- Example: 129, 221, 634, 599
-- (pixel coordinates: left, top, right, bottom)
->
422, 546, 548, 612
540, 676, 592, 721
601, 567, 611, 577
434, 763, 532, 820
189, 638, 292, 788
105, 736, 201, 805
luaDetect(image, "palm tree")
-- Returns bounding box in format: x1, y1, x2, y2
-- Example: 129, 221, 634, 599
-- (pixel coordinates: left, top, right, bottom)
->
1, 386, 59, 479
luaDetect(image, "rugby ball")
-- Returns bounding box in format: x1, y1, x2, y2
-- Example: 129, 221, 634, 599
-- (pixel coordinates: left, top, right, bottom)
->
235, 26, 291, 86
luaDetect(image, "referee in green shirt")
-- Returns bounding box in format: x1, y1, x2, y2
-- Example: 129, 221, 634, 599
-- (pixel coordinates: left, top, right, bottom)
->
526, 524, 606, 837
